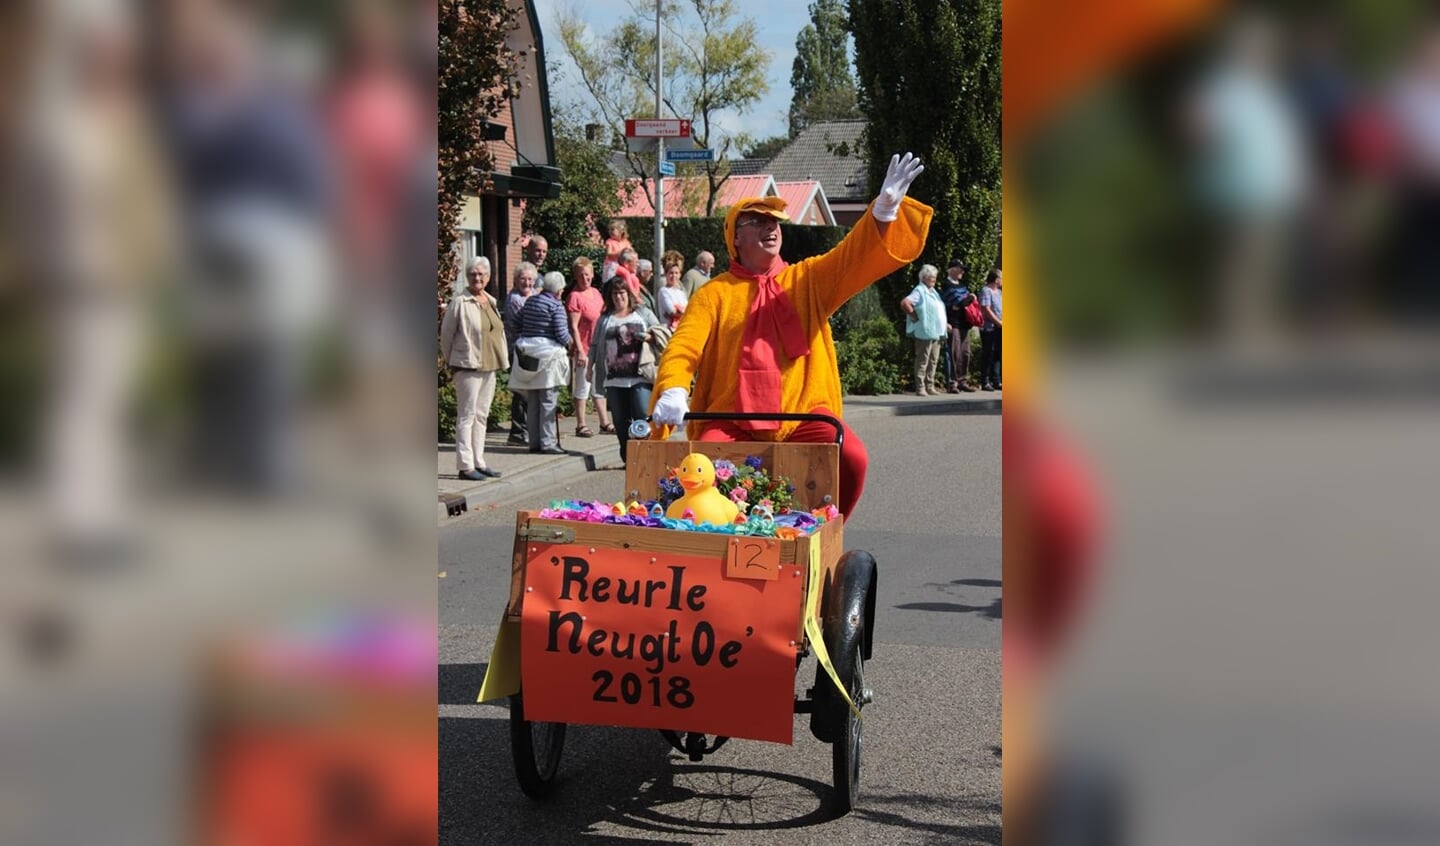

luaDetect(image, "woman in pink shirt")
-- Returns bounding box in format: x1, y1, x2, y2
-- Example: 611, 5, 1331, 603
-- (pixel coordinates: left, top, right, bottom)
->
565, 257, 614, 436
603, 219, 633, 268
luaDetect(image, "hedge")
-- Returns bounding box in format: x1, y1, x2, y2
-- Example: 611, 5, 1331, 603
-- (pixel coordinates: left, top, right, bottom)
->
537, 246, 606, 280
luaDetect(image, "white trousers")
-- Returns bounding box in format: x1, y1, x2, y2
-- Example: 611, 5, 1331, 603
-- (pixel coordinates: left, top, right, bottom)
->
454, 368, 496, 472
48, 298, 140, 540
571, 351, 594, 400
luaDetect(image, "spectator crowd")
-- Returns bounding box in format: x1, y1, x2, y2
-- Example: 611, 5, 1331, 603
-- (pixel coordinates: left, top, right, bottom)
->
442, 215, 999, 478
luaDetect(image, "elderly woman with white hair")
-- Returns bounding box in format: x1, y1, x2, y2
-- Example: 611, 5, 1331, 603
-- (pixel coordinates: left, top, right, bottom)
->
442, 257, 508, 480
900, 263, 948, 396
503, 260, 538, 444
510, 270, 573, 454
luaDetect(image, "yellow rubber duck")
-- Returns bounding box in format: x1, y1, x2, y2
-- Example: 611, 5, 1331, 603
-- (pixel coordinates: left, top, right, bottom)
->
665, 453, 740, 525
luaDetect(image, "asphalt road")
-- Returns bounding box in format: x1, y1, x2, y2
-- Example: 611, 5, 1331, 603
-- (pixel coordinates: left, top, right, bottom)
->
439, 407, 1000, 845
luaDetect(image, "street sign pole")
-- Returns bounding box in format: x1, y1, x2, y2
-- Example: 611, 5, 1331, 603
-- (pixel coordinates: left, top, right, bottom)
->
656, 131, 665, 281
653, 0, 664, 299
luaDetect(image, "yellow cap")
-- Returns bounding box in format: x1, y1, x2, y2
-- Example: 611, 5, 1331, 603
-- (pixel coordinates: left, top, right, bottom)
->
724, 196, 790, 264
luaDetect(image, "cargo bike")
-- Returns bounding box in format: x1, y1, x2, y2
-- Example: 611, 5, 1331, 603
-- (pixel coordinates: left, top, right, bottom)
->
478, 412, 878, 814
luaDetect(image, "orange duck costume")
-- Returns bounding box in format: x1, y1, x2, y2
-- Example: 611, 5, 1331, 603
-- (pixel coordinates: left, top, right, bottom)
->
650, 173, 933, 515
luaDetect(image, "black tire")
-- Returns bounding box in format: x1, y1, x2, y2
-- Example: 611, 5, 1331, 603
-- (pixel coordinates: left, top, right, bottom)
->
830, 638, 864, 815
509, 692, 566, 798
810, 550, 877, 746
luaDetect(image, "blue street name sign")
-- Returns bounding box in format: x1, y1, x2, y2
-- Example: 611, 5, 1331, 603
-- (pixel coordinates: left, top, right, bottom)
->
666, 148, 716, 162
657, 160, 676, 176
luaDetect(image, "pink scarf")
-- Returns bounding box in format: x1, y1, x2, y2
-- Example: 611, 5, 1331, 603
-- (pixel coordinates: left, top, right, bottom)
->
727, 256, 810, 431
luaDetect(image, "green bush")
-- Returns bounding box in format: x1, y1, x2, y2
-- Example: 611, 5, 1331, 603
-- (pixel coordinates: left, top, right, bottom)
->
835, 315, 905, 395
491, 370, 513, 427
830, 285, 888, 342
779, 224, 847, 268
438, 379, 456, 443
0, 299, 44, 470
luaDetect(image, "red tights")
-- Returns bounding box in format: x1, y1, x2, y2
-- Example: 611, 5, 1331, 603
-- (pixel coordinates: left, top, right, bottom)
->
695, 408, 868, 516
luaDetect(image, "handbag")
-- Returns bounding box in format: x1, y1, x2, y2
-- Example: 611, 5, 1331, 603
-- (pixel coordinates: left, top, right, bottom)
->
637, 325, 672, 383
963, 298, 984, 328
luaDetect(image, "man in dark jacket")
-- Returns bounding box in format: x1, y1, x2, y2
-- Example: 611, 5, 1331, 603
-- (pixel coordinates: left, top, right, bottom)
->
939, 259, 978, 392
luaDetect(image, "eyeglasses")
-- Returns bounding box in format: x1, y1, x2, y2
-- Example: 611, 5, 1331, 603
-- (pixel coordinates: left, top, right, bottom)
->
736, 216, 779, 230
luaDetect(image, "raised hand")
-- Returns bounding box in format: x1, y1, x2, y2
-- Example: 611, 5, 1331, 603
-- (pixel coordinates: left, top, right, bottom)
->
872, 152, 925, 222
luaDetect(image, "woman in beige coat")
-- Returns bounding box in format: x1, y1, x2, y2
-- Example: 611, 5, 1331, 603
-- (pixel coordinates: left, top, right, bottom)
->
442, 257, 509, 481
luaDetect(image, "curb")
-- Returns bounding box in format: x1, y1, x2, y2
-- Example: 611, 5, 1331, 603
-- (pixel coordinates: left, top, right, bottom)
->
843, 395, 1001, 418
439, 440, 624, 519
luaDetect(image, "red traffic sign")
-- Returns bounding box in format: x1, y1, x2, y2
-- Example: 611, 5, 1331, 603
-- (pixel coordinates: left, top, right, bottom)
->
625, 118, 692, 138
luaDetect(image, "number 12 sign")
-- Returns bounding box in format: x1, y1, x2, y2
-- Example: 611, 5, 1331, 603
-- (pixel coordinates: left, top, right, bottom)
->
727, 537, 780, 581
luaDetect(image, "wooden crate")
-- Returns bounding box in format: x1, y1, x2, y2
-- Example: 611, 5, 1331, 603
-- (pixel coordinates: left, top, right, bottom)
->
622, 439, 841, 513
505, 438, 847, 642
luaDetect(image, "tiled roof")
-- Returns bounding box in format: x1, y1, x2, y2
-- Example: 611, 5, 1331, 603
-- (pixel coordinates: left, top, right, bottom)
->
765, 119, 869, 202
727, 158, 770, 176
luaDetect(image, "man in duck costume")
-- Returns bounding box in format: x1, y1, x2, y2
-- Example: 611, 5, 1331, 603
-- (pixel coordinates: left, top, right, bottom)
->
650, 153, 932, 516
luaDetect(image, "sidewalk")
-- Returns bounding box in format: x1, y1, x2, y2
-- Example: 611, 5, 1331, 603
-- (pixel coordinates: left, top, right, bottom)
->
438, 390, 1000, 519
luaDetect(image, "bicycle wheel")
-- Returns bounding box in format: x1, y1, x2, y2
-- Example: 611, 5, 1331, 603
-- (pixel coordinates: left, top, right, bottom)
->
509, 691, 566, 798
830, 638, 864, 814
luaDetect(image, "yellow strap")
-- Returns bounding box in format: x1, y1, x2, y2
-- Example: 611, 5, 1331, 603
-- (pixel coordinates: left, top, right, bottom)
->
803, 540, 861, 718
477, 618, 521, 702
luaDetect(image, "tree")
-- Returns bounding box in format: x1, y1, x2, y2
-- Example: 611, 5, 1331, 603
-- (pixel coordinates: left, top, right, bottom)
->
849, 0, 1000, 310
789, 0, 860, 137
741, 134, 790, 160
523, 105, 630, 250
437, 0, 521, 320
553, 0, 770, 217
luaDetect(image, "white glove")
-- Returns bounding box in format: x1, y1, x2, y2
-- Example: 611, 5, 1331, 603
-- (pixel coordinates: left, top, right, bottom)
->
872, 152, 925, 222
652, 387, 690, 426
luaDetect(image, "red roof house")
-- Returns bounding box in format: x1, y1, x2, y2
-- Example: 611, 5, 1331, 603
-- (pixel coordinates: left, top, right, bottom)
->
773, 180, 836, 226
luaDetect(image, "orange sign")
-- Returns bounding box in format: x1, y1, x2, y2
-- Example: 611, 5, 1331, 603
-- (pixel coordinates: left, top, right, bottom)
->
726, 536, 781, 581
519, 544, 804, 744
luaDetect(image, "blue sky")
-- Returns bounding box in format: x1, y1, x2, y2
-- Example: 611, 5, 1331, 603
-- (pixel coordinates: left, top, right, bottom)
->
533, 0, 816, 148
